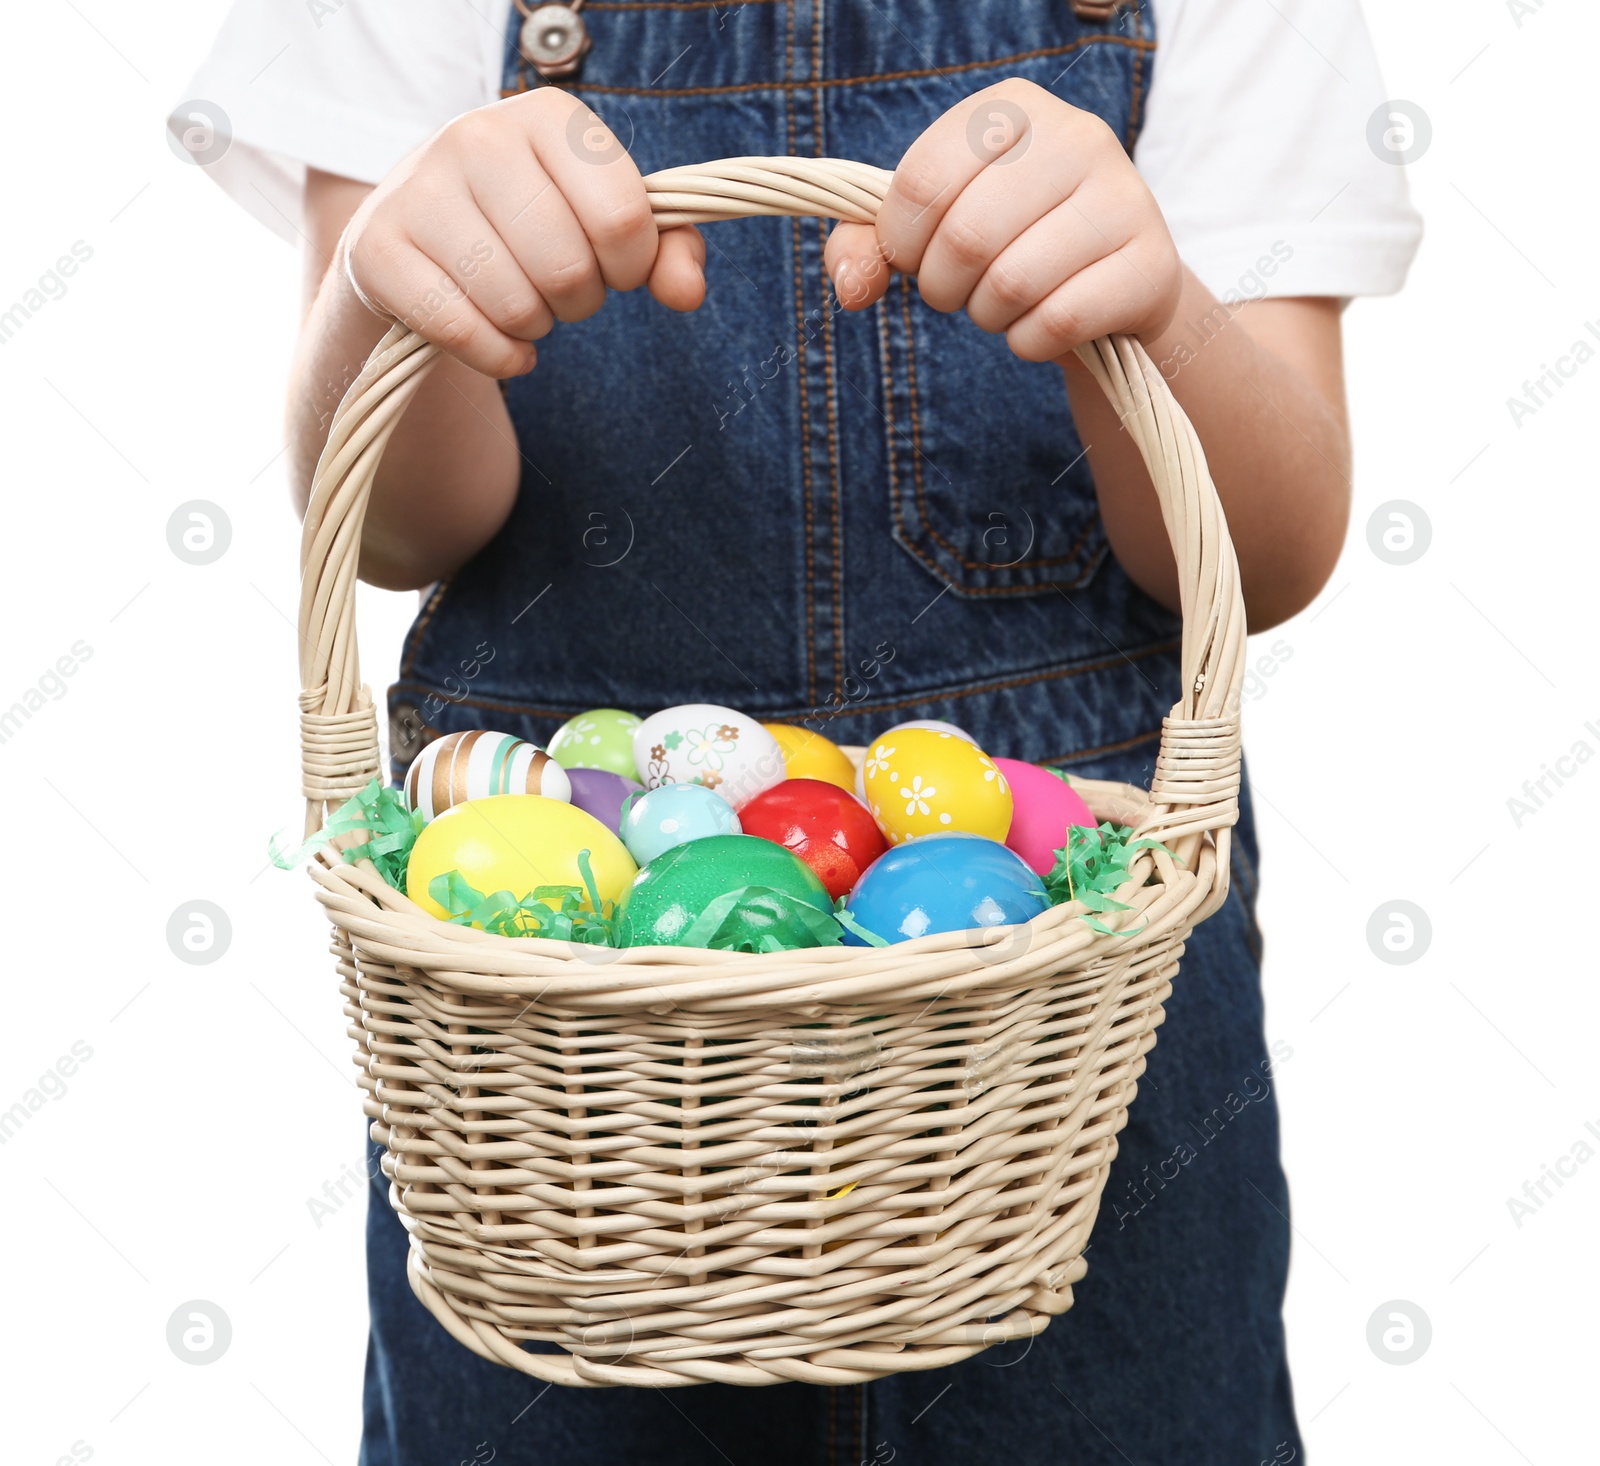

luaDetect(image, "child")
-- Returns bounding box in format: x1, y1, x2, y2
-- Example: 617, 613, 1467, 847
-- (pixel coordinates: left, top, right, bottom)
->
180, 1, 1419, 1461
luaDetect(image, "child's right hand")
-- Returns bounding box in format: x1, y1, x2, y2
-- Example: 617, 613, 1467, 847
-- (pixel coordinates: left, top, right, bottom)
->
340, 89, 705, 379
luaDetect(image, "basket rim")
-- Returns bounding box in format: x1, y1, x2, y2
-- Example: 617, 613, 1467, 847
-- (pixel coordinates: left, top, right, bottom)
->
314, 834, 1219, 1013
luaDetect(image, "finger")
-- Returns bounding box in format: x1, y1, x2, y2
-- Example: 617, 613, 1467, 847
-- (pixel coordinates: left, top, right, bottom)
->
469, 143, 609, 324
528, 94, 659, 293
648, 225, 706, 312
917, 152, 1089, 316
408, 202, 556, 342
1004, 251, 1156, 363
824, 222, 895, 311
966, 193, 1133, 334
874, 80, 1041, 275
348, 235, 537, 378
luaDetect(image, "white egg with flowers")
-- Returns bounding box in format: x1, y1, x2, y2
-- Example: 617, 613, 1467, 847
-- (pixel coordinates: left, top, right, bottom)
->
632, 703, 786, 810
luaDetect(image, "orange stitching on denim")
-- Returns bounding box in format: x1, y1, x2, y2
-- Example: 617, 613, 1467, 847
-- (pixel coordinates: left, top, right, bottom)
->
399, 578, 453, 677
895, 276, 938, 571
387, 634, 1181, 724
877, 284, 904, 551
784, 0, 796, 151
793, 209, 819, 707
896, 279, 1104, 594
837, 635, 1182, 713
819, 218, 844, 699
781, 0, 815, 703
899, 277, 1103, 583
813, 0, 825, 153
570, 34, 1153, 96
813, 4, 843, 697
923, 639, 1176, 705
1124, 0, 1149, 152
1041, 723, 1163, 765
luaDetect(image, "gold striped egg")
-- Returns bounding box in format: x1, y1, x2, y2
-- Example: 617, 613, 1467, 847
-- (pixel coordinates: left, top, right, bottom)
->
403, 730, 572, 823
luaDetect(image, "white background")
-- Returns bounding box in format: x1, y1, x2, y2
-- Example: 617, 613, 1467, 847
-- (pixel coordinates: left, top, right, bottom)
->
3, 1, 1595, 1462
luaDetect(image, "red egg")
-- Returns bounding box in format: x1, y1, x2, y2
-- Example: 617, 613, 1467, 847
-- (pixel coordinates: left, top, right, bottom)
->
737, 778, 889, 900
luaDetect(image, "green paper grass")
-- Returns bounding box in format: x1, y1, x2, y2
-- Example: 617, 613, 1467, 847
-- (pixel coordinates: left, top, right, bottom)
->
619, 886, 845, 953
429, 850, 617, 943
269, 778, 424, 891
834, 901, 891, 948
1042, 822, 1175, 936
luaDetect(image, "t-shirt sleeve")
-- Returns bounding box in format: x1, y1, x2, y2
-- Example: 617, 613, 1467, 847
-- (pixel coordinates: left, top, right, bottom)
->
1136, 0, 1423, 301
170, 0, 503, 244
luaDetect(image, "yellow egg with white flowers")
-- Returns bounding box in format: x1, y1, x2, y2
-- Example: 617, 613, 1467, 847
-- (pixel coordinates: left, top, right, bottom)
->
860, 729, 1013, 846
761, 722, 858, 792
406, 795, 636, 919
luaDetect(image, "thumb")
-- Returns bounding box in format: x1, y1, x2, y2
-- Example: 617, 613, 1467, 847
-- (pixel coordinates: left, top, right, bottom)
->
825, 222, 896, 311
647, 225, 706, 312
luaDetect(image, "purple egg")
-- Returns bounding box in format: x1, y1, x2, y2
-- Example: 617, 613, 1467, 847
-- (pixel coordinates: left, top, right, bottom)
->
564, 767, 643, 834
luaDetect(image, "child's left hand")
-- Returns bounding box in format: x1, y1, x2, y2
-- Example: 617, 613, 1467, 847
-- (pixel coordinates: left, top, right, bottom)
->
824, 79, 1182, 361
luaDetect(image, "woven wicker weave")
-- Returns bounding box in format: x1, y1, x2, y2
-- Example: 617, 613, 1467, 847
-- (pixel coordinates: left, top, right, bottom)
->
299, 157, 1245, 1388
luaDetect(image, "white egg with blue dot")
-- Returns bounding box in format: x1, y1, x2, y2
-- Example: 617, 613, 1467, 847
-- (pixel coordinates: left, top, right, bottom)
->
621, 784, 742, 866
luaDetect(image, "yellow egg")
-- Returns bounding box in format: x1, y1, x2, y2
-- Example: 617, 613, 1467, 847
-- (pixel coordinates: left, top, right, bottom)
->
762, 722, 858, 791
860, 729, 1013, 846
406, 794, 636, 919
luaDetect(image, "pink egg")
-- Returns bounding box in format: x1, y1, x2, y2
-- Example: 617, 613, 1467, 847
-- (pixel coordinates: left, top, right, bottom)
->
993, 757, 1097, 874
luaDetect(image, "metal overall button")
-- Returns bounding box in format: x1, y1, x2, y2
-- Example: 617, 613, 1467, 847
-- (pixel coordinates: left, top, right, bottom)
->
517, 0, 592, 80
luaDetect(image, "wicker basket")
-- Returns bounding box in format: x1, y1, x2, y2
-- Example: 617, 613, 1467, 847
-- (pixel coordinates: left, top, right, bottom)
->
298, 157, 1245, 1388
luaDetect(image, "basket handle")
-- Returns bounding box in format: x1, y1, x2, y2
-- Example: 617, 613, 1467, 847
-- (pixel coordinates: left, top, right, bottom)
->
298, 156, 1245, 876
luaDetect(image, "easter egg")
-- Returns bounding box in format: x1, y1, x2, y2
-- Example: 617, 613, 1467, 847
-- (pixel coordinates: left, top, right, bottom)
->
861, 728, 1013, 846
548, 708, 642, 779
565, 767, 642, 834
738, 778, 888, 901
616, 834, 833, 948
633, 704, 785, 809
993, 758, 1098, 875
882, 718, 978, 745
842, 832, 1048, 945
856, 719, 978, 796
403, 729, 571, 823
762, 723, 858, 791
406, 794, 636, 919
621, 783, 742, 866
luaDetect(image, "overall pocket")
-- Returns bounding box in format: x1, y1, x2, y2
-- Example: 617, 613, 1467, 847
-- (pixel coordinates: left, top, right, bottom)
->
880, 276, 1109, 597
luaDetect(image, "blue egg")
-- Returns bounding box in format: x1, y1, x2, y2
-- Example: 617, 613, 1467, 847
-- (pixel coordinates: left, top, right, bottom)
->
621, 783, 742, 866
842, 832, 1048, 945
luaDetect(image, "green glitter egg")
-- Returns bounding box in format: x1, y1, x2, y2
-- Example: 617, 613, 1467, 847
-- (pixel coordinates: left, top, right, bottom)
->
615, 834, 839, 951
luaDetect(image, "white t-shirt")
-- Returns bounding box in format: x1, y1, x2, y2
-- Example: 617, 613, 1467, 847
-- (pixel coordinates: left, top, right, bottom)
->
175, 0, 1421, 301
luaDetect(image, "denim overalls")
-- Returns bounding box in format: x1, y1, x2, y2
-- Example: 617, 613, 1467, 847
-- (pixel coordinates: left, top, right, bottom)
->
364, 3, 1302, 1461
